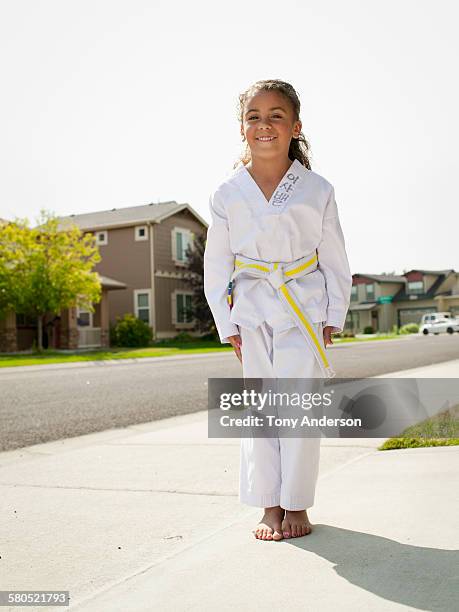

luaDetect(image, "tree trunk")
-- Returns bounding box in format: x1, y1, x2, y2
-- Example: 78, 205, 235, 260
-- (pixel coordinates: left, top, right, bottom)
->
37, 315, 43, 352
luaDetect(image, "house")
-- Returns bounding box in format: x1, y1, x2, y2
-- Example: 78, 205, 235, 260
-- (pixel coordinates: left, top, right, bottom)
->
345, 269, 459, 333
0, 274, 127, 352
0, 215, 129, 352
55, 200, 208, 341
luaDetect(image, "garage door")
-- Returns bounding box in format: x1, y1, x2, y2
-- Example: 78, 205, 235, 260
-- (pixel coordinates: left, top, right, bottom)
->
398, 308, 434, 327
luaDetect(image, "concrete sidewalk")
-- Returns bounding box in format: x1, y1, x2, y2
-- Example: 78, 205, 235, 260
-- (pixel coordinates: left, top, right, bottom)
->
0, 361, 458, 611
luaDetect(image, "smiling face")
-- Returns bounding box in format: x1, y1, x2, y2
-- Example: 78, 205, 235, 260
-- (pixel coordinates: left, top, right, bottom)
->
240, 90, 302, 162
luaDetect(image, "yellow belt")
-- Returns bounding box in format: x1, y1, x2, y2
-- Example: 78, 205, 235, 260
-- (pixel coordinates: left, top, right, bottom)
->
227, 251, 335, 379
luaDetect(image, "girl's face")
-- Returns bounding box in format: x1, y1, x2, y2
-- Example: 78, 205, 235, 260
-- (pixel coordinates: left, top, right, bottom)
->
240, 90, 301, 162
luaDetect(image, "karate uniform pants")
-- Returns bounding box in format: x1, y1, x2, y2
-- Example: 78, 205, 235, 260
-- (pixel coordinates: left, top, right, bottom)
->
238, 320, 325, 511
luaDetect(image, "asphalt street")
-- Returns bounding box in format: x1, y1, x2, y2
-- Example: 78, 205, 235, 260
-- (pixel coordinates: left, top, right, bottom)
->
0, 333, 458, 452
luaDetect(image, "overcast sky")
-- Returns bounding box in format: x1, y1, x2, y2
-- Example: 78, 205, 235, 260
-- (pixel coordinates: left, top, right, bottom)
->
1, 0, 457, 275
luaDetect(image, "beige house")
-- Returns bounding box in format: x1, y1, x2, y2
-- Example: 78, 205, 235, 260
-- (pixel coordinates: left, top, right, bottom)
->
345, 269, 459, 333
56, 200, 208, 342
0, 201, 207, 352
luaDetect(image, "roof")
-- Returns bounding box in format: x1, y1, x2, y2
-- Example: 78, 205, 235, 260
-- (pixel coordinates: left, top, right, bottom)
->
98, 274, 127, 290
404, 269, 455, 276
392, 272, 453, 302
353, 273, 406, 284
349, 302, 377, 311
53, 201, 208, 231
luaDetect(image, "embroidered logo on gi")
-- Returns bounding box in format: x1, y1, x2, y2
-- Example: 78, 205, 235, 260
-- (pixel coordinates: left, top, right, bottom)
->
271, 172, 301, 207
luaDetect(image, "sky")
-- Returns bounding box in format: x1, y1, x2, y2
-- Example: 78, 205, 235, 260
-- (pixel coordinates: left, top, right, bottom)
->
1, 0, 458, 275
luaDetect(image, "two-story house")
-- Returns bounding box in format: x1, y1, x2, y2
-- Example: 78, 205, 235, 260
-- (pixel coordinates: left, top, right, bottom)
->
345, 269, 459, 333
346, 273, 406, 333
56, 200, 208, 344
392, 269, 459, 327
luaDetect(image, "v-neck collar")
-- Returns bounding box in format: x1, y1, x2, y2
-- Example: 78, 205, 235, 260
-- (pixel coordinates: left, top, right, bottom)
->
236, 158, 304, 214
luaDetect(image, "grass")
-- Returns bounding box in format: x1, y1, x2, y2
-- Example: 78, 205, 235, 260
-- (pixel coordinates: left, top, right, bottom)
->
379, 405, 459, 450
333, 333, 403, 343
0, 332, 412, 368
0, 340, 232, 367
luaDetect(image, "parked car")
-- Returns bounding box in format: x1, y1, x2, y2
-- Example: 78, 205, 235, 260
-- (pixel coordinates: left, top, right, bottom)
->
419, 312, 459, 335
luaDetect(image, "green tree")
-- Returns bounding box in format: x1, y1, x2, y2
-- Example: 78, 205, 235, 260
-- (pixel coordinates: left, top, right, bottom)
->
0, 209, 102, 351
0, 217, 37, 315
183, 232, 215, 334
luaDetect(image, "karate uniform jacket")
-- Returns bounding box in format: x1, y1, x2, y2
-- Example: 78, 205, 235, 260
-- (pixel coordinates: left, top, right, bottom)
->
203, 158, 352, 344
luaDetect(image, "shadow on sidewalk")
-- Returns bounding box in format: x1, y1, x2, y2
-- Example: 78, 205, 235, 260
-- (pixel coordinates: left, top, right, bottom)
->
285, 524, 457, 611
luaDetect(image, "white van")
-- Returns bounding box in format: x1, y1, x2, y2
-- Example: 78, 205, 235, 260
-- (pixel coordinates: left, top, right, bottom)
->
419, 312, 459, 335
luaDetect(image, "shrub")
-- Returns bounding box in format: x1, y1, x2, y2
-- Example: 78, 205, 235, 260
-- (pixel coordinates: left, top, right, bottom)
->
400, 323, 419, 335
109, 324, 117, 346
111, 313, 153, 347
172, 331, 196, 343
199, 331, 219, 341
363, 326, 374, 334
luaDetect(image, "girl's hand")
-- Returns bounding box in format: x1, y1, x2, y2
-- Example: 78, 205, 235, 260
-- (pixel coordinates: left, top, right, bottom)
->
323, 325, 338, 347
227, 334, 242, 363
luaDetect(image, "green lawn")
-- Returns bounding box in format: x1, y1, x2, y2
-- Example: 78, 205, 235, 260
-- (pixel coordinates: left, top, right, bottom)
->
0, 341, 232, 367
0, 333, 412, 368
379, 405, 459, 450
333, 334, 403, 343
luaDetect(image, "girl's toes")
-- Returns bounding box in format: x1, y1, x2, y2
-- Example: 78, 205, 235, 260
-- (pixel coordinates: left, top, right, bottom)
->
272, 529, 283, 541
282, 520, 291, 538
291, 526, 298, 537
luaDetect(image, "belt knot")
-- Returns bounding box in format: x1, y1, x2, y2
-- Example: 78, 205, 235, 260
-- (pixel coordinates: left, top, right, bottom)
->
266, 266, 286, 290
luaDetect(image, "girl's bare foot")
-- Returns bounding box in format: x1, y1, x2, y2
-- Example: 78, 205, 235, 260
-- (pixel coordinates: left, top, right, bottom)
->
252, 505, 284, 541
281, 509, 312, 538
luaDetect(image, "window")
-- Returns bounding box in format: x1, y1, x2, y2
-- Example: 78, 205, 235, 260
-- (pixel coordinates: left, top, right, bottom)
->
135, 225, 148, 241
16, 313, 37, 326
365, 283, 375, 299
172, 227, 194, 265
134, 290, 150, 324
177, 293, 193, 323
351, 285, 358, 301
95, 230, 107, 246
407, 280, 424, 294
77, 308, 93, 327
345, 312, 359, 330
171, 290, 194, 325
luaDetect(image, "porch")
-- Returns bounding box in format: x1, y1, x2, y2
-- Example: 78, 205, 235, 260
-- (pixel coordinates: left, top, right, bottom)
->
0, 274, 126, 353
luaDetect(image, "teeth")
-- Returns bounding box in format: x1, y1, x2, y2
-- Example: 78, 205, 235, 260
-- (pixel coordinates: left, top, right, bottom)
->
258, 137, 275, 141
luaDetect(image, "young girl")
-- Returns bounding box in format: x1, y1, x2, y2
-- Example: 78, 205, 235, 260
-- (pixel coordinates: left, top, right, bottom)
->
203, 79, 352, 541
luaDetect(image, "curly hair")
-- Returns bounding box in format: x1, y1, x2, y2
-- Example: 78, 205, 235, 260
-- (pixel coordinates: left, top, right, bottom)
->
234, 79, 312, 170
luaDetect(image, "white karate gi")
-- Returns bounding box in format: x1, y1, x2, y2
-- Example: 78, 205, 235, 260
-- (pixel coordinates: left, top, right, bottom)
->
203, 158, 352, 510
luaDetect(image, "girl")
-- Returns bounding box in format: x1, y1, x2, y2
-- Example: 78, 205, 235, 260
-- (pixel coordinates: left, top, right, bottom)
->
203, 79, 352, 541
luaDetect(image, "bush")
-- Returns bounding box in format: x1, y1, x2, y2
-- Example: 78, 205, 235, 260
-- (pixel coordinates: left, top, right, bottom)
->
172, 331, 196, 343
363, 326, 375, 334
199, 331, 219, 341
399, 323, 419, 335
111, 313, 153, 347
